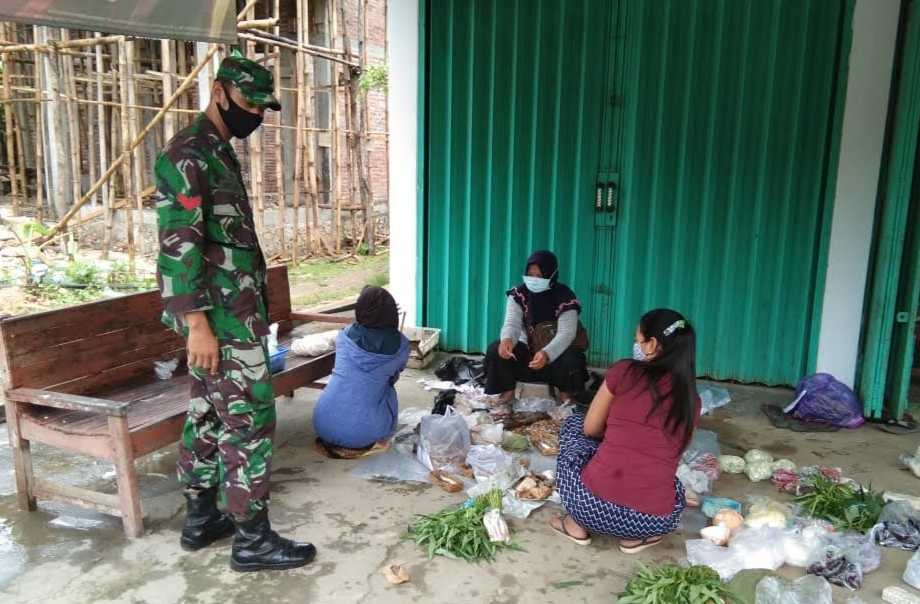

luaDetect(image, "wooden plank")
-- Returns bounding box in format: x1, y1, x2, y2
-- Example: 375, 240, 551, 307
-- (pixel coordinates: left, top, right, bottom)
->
271, 352, 335, 396
289, 312, 354, 325
19, 416, 114, 458
9, 387, 130, 416
132, 414, 185, 457
33, 477, 125, 516
109, 415, 144, 537
5, 401, 37, 511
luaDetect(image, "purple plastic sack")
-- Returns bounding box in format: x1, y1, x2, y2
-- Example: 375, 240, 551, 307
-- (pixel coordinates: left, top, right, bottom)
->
787, 373, 865, 429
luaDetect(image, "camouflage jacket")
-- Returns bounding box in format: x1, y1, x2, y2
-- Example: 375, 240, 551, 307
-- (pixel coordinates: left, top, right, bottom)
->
155, 113, 269, 342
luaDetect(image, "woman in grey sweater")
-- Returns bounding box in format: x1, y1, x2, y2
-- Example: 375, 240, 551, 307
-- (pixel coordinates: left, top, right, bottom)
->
482, 249, 589, 403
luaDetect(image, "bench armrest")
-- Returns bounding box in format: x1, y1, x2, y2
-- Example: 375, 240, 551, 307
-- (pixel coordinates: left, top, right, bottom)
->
6, 387, 131, 417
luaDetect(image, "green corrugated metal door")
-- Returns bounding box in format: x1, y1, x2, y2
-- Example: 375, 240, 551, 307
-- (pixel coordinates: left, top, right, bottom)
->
423, 0, 615, 352
859, 0, 920, 419
422, 0, 852, 385
610, 0, 852, 384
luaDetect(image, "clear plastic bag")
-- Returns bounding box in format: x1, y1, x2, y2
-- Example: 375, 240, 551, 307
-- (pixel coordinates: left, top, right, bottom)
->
466, 444, 513, 481
418, 407, 471, 470
904, 549, 920, 590
805, 526, 882, 590
877, 500, 920, 551
754, 575, 832, 604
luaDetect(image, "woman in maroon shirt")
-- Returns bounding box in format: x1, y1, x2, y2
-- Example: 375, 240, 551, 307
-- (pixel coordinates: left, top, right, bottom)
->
549, 308, 701, 553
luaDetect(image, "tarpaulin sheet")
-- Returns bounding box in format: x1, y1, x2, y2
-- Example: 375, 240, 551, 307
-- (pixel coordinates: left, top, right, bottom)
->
0, 0, 236, 43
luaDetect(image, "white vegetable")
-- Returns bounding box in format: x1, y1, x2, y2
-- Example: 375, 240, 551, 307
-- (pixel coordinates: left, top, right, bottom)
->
744, 460, 773, 482
719, 455, 746, 473
771, 458, 797, 472
483, 509, 511, 544
744, 449, 774, 465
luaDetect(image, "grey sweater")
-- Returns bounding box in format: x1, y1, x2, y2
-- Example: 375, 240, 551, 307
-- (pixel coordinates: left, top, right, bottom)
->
498, 296, 578, 363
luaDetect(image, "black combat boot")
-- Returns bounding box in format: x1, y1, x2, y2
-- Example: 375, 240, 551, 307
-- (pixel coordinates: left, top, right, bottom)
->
230, 508, 317, 572
180, 489, 235, 551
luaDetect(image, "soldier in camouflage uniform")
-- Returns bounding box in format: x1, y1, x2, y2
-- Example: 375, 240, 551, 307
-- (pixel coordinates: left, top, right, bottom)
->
155, 56, 316, 572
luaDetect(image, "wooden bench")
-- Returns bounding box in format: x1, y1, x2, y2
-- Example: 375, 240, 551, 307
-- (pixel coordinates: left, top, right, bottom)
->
0, 264, 336, 537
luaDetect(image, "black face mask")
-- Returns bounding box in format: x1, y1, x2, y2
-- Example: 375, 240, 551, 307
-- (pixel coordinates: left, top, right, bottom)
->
218, 84, 263, 139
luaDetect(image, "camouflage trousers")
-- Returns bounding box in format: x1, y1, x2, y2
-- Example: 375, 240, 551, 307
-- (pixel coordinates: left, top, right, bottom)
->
177, 339, 276, 516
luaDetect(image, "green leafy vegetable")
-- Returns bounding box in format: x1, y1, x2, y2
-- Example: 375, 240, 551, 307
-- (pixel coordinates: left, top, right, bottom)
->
404, 488, 522, 562
794, 474, 884, 532
618, 564, 743, 604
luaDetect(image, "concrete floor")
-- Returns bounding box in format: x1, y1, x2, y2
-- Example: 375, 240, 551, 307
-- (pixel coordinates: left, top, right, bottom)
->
1, 354, 919, 604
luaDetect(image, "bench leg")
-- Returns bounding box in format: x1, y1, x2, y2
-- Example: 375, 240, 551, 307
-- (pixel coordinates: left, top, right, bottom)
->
5, 401, 37, 511
108, 416, 144, 538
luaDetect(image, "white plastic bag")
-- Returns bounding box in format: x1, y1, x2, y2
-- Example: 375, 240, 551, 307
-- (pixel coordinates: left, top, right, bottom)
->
154, 358, 180, 380
754, 575, 832, 604
267, 322, 279, 355
903, 548, 920, 590
466, 444, 512, 481
290, 329, 339, 356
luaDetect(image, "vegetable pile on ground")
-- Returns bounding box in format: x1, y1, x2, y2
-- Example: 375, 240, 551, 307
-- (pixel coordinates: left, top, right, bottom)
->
405, 488, 523, 562
618, 563, 743, 604
794, 474, 884, 532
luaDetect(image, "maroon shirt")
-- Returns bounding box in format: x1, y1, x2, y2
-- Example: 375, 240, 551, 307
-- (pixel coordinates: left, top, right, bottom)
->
581, 360, 701, 516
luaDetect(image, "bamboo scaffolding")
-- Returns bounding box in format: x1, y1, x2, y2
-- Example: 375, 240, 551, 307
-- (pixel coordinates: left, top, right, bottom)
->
0, 0, 388, 264
1, 23, 20, 213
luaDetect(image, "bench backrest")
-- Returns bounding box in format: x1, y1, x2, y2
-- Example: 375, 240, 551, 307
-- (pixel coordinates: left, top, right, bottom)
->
0, 264, 293, 395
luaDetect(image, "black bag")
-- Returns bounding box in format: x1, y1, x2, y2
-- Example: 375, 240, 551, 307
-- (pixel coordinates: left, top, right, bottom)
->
529, 320, 589, 352
434, 356, 485, 385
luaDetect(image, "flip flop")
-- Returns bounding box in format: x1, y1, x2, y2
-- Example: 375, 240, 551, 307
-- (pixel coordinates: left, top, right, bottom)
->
619, 536, 663, 554
549, 514, 592, 546
874, 418, 919, 435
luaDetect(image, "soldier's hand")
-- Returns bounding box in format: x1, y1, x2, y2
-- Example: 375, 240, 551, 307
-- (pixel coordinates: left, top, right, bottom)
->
184, 312, 220, 374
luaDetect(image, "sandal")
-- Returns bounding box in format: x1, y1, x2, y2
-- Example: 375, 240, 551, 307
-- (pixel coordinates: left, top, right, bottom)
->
619, 536, 663, 554
549, 514, 592, 546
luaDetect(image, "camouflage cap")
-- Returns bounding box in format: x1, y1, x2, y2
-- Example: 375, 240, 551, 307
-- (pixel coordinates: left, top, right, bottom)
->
216, 56, 281, 111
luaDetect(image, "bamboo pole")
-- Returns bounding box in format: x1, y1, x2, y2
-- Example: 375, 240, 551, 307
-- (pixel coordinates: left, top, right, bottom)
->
1, 23, 20, 213
361, 0, 376, 252
0, 35, 123, 54
44, 43, 221, 239
238, 31, 355, 65
117, 38, 136, 268
96, 34, 114, 253
33, 31, 44, 224
85, 48, 98, 209
292, 0, 307, 260
43, 28, 68, 219
125, 38, 146, 256
160, 39, 176, 141
331, 3, 342, 253
273, 0, 287, 261
61, 30, 83, 226
244, 5, 265, 237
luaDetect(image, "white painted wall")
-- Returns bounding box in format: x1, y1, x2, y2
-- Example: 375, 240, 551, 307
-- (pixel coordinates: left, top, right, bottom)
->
815, 0, 901, 387
387, 0, 420, 327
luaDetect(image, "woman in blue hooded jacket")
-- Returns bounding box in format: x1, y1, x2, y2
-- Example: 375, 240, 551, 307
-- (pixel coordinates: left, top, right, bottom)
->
312, 286, 409, 456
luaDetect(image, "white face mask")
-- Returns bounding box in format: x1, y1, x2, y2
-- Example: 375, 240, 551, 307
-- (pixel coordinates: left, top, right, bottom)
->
523, 276, 551, 293
632, 341, 646, 361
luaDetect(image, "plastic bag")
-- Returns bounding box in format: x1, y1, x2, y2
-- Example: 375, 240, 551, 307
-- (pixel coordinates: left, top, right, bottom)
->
469, 423, 504, 446
434, 356, 484, 385
267, 322, 279, 355
290, 329, 338, 356
878, 500, 920, 551
754, 575, 832, 604
785, 373, 865, 429
466, 444, 513, 481
418, 407, 470, 470
685, 526, 786, 581
806, 526, 882, 590
698, 384, 731, 415
905, 549, 920, 590
746, 496, 793, 529
431, 389, 457, 415
512, 397, 554, 413
154, 357, 180, 380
